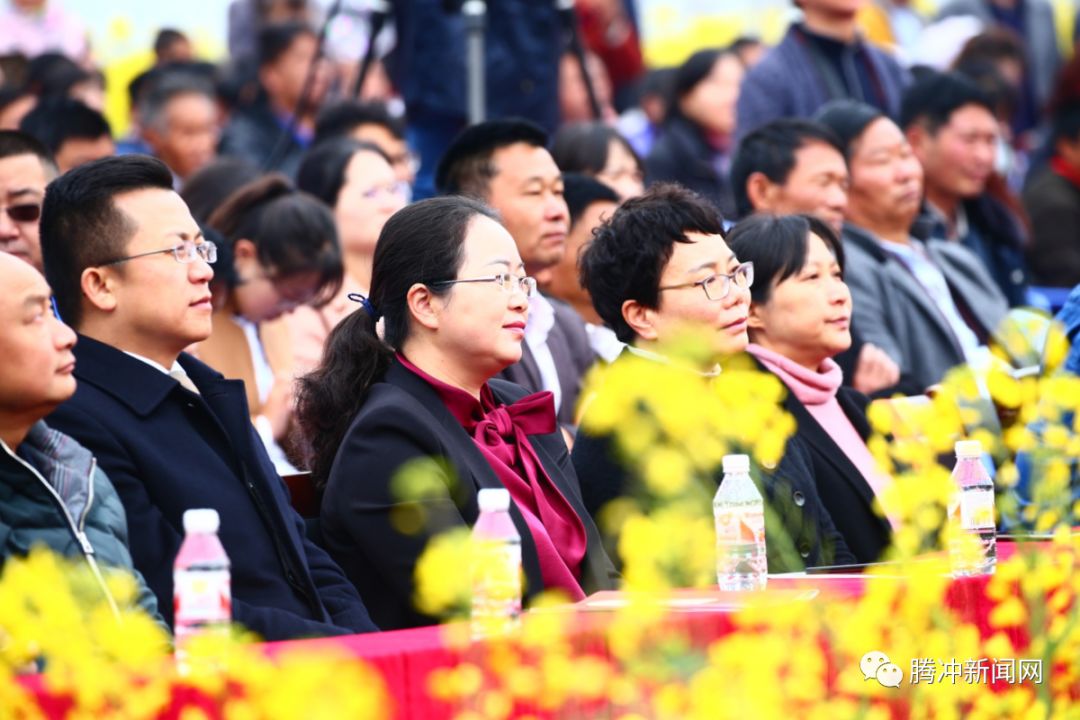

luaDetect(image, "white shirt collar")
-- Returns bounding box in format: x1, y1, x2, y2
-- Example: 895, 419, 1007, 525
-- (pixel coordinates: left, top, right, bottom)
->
586, 323, 625, 364
122, 350, 183, 376
524, 292, 556, 347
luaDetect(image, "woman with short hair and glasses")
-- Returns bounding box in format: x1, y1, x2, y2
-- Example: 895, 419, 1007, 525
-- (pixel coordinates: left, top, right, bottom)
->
727, 213, 893, 564
295, 195, 617, 630
196, 173, 344, 474
573, 184, 854, 571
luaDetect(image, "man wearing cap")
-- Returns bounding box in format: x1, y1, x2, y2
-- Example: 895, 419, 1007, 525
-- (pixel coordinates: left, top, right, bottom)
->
815, 100, 1008, 393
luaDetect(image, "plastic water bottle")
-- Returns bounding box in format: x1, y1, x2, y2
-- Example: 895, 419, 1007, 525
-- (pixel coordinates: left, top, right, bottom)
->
947, 440, 997, 577
471, 488, 522, 638
714, 454, 767, 591
174, 508, 231, 671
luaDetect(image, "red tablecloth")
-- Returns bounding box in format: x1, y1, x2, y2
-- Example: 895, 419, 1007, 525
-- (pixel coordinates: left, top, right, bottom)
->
254, 541, 1029, 720
21, 540, 1051, 719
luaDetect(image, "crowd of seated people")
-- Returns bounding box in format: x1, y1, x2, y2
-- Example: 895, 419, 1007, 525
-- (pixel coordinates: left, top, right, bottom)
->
2, 0, 1080, 644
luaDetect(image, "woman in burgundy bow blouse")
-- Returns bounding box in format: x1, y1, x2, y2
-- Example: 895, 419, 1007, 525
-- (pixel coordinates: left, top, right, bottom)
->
296, 196, 618, 629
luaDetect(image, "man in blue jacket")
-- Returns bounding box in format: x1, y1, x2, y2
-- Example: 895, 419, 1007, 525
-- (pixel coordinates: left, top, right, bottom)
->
386, 0, 563, 198
41, 155, 377, 641
735, 0, 909, 143
0, 251, 162, 624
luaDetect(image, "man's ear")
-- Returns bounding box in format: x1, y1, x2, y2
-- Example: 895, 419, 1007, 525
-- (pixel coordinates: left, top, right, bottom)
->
622, 298, 658, 341
905, 122, 930, 160
746, 171, 780, 212
406, 282, 442, 331
80, 266, 119, 313
747, 299, 767, 333
258, 65, 278, 98
142, 125, 162, 152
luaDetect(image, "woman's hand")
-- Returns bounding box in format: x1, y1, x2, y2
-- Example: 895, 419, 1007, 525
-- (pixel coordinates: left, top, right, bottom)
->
260, 371, 296, 441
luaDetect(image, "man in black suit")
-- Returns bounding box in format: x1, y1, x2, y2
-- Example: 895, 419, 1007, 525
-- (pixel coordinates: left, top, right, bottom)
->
435, 119, 596, 429
41, 155, 377, 640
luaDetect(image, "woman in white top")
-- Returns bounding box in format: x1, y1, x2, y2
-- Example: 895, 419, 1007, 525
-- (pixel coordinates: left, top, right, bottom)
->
197, 174, 343, 474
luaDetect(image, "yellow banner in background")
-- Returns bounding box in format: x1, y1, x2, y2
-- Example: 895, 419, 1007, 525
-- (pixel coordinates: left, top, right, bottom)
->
639, 1, 792, 68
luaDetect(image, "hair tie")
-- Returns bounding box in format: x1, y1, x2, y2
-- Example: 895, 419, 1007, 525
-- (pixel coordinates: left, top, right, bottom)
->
347, 292, 381, 321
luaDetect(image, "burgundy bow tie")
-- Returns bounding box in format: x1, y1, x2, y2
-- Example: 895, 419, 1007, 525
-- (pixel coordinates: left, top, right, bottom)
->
472, 391, 556, 464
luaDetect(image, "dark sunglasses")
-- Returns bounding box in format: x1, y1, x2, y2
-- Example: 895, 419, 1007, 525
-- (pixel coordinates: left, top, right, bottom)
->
3, 203, 41, 223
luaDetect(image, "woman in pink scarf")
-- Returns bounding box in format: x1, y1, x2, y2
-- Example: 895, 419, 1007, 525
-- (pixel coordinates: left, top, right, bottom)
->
727, 213, 894, 564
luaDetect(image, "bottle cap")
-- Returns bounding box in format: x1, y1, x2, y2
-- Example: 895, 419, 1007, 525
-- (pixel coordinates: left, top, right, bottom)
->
722, 454, 751, 474
183, 508, 220, 534
477, 488, 511, 513
954, 440, 982, 459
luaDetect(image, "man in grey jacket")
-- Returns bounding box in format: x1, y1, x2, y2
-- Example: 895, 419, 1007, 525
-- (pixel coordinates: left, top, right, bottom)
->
815, 100, 1009, 393
0, 251, 162, 623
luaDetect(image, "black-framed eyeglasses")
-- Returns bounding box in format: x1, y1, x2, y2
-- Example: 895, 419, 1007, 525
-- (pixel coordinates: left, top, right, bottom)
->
1, 203, 41, 223
657, 261, 754, 301
99, 240, 217, 267
430, 272, 537, 298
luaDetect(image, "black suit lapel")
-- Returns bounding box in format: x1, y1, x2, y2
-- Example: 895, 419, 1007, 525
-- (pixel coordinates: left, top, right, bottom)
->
385, 363, 546, 596
517, 416, 612, 592
837, 389, 872, 441
544, 318, 578, 424
70, 335, 178, 416
783, 393, 890, 536
187, 368, 259, 457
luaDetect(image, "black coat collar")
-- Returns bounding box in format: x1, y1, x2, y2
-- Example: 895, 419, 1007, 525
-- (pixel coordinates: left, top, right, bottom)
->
71, 335, 240, 417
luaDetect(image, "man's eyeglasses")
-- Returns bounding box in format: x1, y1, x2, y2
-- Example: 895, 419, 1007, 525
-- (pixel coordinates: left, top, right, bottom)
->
657, 262, 754, 301
1, 203, 41, 223
430, 272, 537, 298
99, 240, 217, 267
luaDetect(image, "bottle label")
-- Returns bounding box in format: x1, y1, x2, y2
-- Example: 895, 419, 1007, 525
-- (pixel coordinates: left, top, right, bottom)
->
960, 490, 995, 530
471, 540, 522, 616
175, 569, 231, 623
715, 507, 765, 544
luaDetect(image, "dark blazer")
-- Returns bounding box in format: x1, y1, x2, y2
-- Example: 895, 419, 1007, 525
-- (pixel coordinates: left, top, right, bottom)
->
498, 296, 596, 427
321, 361, 618, 630
385, 0, 562, 133
920, 197, 1030, 308
1023, 165, 1080, 288
771, 371, 893, 564
218, 98, 305, 178
645, 115, 735, 217
735, 24, 909, 143
571, 350, 855, 571
47, 335, 377, 641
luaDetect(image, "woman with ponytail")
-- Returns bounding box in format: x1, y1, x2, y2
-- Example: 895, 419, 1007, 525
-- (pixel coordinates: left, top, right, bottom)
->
296, 196, 617, 630
197, 174, 343, 474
